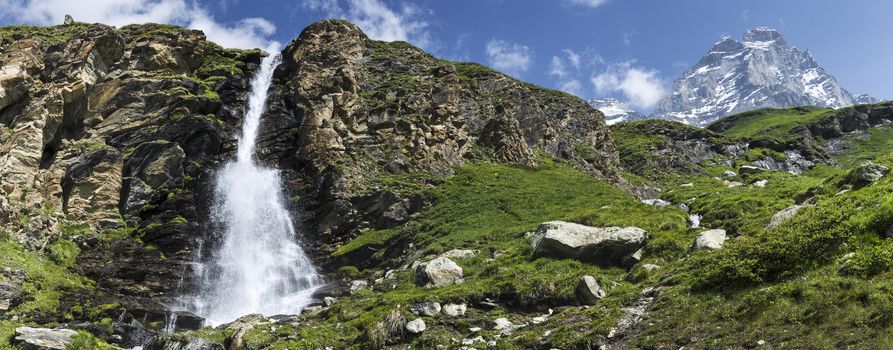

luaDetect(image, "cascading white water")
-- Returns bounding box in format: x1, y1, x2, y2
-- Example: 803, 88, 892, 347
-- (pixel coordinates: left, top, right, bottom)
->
191, 51, 321, 326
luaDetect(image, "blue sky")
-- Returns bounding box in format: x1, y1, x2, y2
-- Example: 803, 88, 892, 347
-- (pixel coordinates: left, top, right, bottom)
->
2, 0, 891, 111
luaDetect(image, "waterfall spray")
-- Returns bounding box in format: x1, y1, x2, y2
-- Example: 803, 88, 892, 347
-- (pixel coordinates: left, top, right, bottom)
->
191, 51, 320, 326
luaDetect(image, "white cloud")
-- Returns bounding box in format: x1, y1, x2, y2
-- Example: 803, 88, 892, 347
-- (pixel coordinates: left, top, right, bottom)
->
301, 0, 433, 50
591, 62, 667, 110
549, 56, 568, 78
563, 49, 582, 70
548, 48, 602, 97
622, 30, 635, 46
485, 39, 532, 77
0, 0, 278, 50
564, 0, 609, 9
741, 9, 750, 21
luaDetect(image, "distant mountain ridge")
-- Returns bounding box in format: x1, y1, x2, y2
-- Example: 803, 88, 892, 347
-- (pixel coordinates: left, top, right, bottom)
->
587, 98, 644, 125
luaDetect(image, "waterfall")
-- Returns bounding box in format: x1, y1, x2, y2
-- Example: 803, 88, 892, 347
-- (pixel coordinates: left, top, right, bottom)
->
189, 51, 321, 326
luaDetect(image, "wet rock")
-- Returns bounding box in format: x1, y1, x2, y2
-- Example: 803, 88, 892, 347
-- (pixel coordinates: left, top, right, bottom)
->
575, 275, 606, 305
173, 311, 205, 331
530, 221, 648, 267
442, 303, 467, 317
415, 257, 464, 288
408, 301, 441, 316
692, 229, 727, 250
405, 318, 426, 334
13, 327, 77, 350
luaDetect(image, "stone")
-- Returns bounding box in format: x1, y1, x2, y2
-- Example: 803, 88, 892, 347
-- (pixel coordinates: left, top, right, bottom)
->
721, 170, 737, 177
173, 311, 205, 331
405, 318, 426, 334
641, 199, 671, 206
575, 275, 606, 305
692, 229, 727, 250
224, 314, 268, 350
408, 301, 441, 316
530, 221, 648, 266
766, 205, 807, 230
64, 14, 74, 25
854, 163, 889, 182
349, 280, 368, 294
642, 264, 661, 271
753, 179, 768, 187
442, 303, 467, 317
0, 269, 24, 314
440, 249, 476, 259
323, 297, 337, 307
738, 165, 764, 175
14, 327, 77, 350
415, 257, 464, 288
493, 318, 515, 335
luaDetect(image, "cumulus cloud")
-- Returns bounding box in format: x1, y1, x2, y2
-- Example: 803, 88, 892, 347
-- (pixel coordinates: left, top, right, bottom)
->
0, 0, 278, 50
564, 0, 609, 9
591, 62, 667, 110
485, 39, 533, 77
300, 0, 433, 50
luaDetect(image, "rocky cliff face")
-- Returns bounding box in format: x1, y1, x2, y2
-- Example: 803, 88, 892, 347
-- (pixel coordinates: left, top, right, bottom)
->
0, 19, 623, 346
257, 20, 625, 252
653, 27, 854, 126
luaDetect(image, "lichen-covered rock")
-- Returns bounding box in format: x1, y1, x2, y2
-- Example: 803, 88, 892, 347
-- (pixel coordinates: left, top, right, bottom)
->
576, 275, 606, 305
13, 327, 77, 350
692, 229, 727, 250
408, 301, 441, 316
854, 162, 889, 183
530, 221, 648, 266
442, 303, 467, 317
405, 318, 426, 334
415, 257, 464, 288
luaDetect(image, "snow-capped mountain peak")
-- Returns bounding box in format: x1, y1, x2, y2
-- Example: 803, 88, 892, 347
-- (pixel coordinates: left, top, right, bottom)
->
652, 27, 854, 126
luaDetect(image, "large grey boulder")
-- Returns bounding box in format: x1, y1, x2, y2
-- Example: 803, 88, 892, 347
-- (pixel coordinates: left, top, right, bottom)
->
530, 221, 648, 266
14, 327, 77, 350
766, 205, 808, 230
691, 229, 727, 250
415, 257, 464, 288
575, 275, 606, 305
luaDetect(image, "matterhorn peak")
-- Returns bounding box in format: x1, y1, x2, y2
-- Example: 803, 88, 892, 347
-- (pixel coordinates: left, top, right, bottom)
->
652, 27, 853, 126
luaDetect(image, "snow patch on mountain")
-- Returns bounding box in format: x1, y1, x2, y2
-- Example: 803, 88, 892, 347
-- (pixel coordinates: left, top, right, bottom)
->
588, 98, 644, 125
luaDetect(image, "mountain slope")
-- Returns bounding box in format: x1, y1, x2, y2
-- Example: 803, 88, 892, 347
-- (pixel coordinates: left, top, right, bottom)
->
588, 98, 645, 125
652, 27, 854, 126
